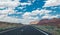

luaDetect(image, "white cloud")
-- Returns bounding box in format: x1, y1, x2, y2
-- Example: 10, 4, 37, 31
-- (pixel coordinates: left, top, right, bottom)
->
0, 0, 32, 24
28, 0, 35, 3
39, 9, 52, 15
31, 10, 40, 16
0, 0, 15, 1
0, 16, 22, 23
30, 9, 52, 16
19, 0, 33, 6
44, 0, 60, 7
0, 0, 20, 9
0, 0, 20, 14
0, 0, 20, 15
19, 0, 35, 6
22, 12, 39, 24
20, 2, 31, 6
22, 12, 31, 19
22, 12, 39, 20
0, 9, 21, 24
18, 7, 24, 9
42, 14, 59, 19
21, 17, 39, 24
0, 0, 59, 24
0, 9, 14, 15
21, 9, 53, 24
0, 0, 22, 23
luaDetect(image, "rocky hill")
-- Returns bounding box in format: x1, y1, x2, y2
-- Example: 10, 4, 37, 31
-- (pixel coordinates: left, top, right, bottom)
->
37, 18, 60, 28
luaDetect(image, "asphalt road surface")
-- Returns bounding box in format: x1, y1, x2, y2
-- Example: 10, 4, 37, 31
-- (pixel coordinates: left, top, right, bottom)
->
0, 25, 51, 35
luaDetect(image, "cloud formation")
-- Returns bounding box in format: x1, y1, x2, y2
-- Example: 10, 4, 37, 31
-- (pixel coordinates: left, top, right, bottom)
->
44, 0, 60, 7
42, 14, 59, 19
0, 0, 60, 24
0, 0, 20, 23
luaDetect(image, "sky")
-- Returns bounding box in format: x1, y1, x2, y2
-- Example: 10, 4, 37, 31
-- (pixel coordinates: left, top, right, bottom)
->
0, 0, 60, 24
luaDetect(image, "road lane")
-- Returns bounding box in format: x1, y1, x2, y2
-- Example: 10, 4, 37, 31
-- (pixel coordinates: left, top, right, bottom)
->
0, 25, 51, 35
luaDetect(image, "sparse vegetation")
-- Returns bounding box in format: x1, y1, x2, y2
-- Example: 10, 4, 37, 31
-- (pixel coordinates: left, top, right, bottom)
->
30, 18, 60, 35
0, 22, 23, 31
32, 25, 60, 35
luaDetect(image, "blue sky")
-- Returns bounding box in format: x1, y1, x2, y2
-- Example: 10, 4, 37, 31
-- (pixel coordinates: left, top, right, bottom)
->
0, 0, 60, 24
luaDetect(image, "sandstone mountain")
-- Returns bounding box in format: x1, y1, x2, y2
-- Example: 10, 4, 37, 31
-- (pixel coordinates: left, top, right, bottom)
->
38, 18, 60, 28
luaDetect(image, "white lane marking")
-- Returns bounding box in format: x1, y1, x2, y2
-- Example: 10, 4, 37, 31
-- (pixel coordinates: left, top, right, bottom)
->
34, 27, 48, 35
0, 28, 17, 33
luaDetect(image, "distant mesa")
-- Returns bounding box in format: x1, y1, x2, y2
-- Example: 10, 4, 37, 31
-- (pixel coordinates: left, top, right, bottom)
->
38, 18, 60, 28
30, 18, 60, 28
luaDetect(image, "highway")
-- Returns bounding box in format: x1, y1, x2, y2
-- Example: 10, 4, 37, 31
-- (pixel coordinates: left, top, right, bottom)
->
0, 25, 51, 35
